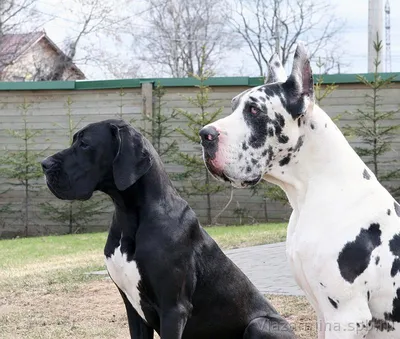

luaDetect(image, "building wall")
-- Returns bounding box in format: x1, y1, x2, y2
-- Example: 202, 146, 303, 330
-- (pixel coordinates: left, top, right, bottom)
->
1, 39, 83, 81
0, 78, 399, 237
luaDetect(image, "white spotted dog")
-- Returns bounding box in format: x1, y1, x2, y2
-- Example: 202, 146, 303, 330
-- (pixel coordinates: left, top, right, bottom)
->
199, 43, 400, 339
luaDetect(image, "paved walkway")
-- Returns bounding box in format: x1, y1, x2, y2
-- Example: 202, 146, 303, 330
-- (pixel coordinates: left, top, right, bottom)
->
91, 242, 303, 296
225, 242, 303, 296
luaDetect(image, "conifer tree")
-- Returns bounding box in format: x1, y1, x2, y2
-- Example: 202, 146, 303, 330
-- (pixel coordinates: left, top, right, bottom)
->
345, 35, 400, 196
175, 46, 226, 224
0, 99, 47, 236
40, 97, 109, 234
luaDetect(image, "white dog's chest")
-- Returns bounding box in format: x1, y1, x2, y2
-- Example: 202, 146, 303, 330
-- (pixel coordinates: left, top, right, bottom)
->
105, 246, 146, 321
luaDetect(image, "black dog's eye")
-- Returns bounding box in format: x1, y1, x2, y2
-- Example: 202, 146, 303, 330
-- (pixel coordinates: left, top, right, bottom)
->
80, 140, 90, 149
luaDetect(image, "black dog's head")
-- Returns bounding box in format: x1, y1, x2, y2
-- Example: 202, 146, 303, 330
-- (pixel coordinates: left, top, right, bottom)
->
41, 119, 153, 200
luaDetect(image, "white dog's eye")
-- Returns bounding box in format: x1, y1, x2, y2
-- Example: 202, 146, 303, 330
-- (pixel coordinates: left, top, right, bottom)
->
250, 106, 259, 115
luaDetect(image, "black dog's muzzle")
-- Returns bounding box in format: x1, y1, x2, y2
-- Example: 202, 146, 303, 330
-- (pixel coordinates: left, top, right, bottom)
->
41, 156, 72, 199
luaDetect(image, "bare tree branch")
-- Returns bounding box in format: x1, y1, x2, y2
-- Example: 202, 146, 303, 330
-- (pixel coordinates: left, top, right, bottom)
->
0, 0, 40, 35
133, 0, 237, 77
33, 0, 130, 80
228, 0, 345, 76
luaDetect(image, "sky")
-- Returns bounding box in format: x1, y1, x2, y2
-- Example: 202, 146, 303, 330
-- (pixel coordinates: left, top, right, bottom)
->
35, 0, 400, 79
334, 0, 400, 73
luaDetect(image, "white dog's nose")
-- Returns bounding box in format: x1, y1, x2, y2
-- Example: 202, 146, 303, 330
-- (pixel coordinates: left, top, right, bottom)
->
199, 126, 220, 143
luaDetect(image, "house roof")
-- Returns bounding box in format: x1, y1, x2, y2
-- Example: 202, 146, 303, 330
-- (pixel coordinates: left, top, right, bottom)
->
0, 31, 85, 78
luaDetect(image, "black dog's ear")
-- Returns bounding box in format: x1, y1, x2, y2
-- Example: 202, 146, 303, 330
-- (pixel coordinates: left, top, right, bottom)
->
111, 124, 153, 191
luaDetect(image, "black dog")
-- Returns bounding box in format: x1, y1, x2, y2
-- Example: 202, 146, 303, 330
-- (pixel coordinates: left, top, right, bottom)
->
41, 119, 295, 339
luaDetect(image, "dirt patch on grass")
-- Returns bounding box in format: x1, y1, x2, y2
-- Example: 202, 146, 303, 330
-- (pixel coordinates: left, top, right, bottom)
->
267, 294, 317, 338
0, 278, 129, 339
0, 277, 316, 339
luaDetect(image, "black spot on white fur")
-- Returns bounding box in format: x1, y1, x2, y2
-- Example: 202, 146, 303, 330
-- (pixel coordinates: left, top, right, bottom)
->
243, 102, 268, 149
363, 169, 371, 180
392, 260, 400, 277
293, 136, 304, 153
278, 134, 289, 144
255, 81, 309, 120
384, 288, 400, 323
390, 234, 400, 256
249, 96, 259, 103
266, 146, 274, 165
395, 201, 400, 216
337, 223, 382, 283
275, 112, 285, 128
279, 154, 291, 167
375, 256, 380, 265
372, 317, 395, 332
328, 297, 338, 309
390, 234, 400, 277
388, 209, 392, 216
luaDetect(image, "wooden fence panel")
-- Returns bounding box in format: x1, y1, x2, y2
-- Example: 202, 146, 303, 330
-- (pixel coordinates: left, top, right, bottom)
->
0, 80, 399, 237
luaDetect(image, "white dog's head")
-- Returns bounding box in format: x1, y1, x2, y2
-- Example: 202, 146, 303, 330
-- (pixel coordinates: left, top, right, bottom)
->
199, 43, 314, 188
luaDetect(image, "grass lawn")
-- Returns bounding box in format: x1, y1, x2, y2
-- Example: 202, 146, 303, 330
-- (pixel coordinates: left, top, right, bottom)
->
206, 223, 287, 249
0, 223, 287, 274
0, 222, 317, 338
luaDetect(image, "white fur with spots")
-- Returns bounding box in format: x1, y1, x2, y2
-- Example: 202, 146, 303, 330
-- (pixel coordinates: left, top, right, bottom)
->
201, 42, 400, 338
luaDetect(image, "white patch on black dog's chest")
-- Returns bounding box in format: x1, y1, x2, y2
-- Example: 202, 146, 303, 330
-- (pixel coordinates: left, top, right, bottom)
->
105, 245, 146, 321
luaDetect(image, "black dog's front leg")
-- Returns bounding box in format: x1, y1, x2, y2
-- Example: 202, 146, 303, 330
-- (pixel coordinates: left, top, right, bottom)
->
118, 288, 154, 339
160, 304, 190, 339
243, 316, 296, 339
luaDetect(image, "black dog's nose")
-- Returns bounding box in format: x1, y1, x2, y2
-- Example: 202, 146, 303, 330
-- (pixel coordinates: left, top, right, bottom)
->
41, 157, 55, 172
199, 126, 219, 143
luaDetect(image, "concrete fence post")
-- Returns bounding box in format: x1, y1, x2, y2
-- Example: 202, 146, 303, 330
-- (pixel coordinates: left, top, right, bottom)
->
141, 82, 153, 136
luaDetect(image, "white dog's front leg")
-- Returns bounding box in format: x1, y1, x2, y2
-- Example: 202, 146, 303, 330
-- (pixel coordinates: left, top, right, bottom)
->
324, 299, 371, 339
318, 317, 326, 339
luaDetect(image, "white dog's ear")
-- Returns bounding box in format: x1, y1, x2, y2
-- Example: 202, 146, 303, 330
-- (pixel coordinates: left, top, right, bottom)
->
265, 53, 287, 84
282, 42, 314, 117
